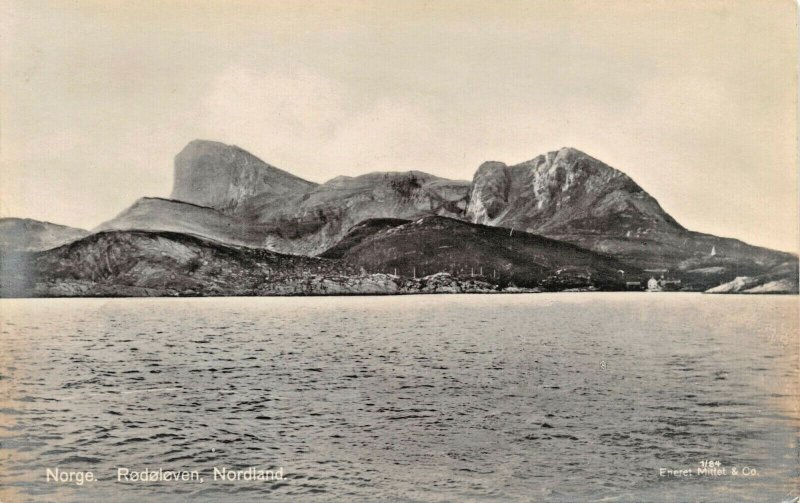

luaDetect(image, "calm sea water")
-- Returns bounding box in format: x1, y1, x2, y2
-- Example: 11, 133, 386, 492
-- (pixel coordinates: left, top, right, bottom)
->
0, 294, 797, 502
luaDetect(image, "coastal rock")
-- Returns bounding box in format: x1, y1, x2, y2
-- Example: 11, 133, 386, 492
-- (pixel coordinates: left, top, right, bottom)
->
705, 262, 799, 294
411, 272, 497, 293
743, 279, 798, 294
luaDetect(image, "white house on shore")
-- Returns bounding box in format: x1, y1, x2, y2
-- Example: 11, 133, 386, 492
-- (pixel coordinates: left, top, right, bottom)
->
646, 277, 661, 292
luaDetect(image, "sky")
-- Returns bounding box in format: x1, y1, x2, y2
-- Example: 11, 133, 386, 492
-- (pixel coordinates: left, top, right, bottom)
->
1, 0, 797, 252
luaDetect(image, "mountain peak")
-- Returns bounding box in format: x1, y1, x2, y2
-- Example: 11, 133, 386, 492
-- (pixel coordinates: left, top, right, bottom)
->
170, 140, 317, 212
178, 139, 256, 164
477, 160, 508, 171
175, 139, 272, 172
555, 146, 585, 157
184, 138, 232, 149
522, 147, 603, 170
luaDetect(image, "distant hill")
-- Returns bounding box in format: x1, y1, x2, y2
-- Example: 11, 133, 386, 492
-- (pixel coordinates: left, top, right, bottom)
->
0, 218, 89, 252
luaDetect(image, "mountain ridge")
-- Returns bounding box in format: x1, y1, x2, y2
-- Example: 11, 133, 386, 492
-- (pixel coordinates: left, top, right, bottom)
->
2, 139, 796, 295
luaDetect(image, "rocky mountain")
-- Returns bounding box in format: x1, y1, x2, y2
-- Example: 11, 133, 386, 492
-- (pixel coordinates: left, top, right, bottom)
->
465, 148, 796, 281
105, 140, 472, 255
0, 218, 89, 252
170, 139, 317, 212
467, 148, 683, 236
3, 140, 796, 296
321, 216, 635, 290
235, 171, 471, 255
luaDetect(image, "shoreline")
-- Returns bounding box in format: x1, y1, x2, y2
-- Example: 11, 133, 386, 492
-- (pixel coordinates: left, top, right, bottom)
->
2, 289, 796, 299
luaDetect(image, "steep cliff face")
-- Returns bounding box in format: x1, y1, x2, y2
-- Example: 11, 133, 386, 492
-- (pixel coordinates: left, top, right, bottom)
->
0, 218, 89, 252
170, 139, 317, 212
109, 144, 472, 255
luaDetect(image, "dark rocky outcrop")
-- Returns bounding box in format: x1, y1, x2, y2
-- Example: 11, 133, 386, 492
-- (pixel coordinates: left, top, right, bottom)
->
322, 216, 635, 290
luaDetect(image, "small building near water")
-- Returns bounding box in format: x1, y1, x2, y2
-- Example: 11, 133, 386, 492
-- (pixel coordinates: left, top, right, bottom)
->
645, 275, 682, 292
625, 281, 642, 290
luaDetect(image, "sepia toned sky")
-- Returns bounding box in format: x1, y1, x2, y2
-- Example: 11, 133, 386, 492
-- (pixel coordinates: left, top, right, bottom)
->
1, 0, 797, 252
